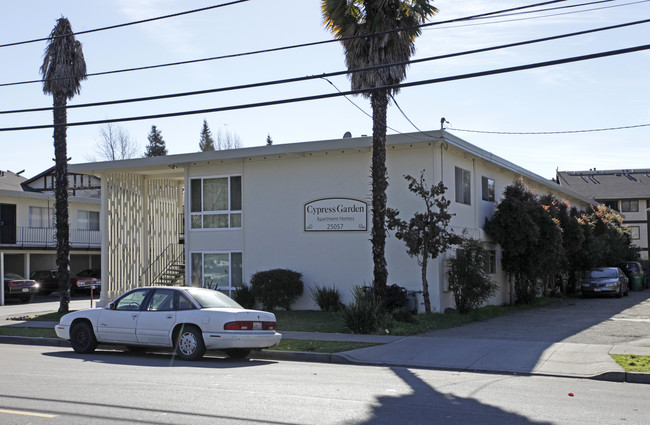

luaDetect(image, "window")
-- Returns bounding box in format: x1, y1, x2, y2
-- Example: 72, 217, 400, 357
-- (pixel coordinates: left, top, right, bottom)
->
191, 251, 243, 296
78, 210, 99, 231
455, 167, 471, 205
29, 206, 51, 228
146, 289, 175, 311
481, 177, 495, 202
190, 176, 242, 229
115, 289, 150, 311
629, 226, 640, 240
486, 250, 497, 274
621, 200, 639, 212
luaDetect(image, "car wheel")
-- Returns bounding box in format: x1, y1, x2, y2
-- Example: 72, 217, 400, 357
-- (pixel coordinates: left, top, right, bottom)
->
70, 321, 98, 354
174, 325, 205, 361
224, 348, 251, 359
19, 294, 33, 303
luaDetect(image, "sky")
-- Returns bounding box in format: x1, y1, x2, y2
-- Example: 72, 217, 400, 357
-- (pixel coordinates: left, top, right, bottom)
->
0, 0, 648, 179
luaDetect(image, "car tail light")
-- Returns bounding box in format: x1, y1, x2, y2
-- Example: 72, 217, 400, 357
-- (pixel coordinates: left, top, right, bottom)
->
224, 321, 276, 331
8, 281, 18, 287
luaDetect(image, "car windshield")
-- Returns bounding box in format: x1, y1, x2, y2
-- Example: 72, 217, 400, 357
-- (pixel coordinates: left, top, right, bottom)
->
4, 273, 25, 280
587, 269, 617, 278
186, 288, 243, 309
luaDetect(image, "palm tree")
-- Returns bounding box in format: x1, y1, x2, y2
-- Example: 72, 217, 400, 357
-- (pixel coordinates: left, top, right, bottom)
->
40, 17, 87, 313
321, 0, 437, 299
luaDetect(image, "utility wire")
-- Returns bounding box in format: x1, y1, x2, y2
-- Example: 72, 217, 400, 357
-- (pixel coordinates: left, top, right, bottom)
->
1, 43, 648, 132
448, 123, 650, 135
3, 18, 648, 115
0, 0, 576, 87
0, 1, 250, 49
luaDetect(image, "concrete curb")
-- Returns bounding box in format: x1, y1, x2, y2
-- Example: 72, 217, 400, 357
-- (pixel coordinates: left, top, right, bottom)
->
2, 335, 649, 384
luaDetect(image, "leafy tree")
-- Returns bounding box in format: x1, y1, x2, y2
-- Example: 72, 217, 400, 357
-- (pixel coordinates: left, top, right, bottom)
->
535, 195, 564, 296
199, 119, 215, 151
40, 17, 87, 313
322, 0, 438, 300
447, 238, 498, 314
93, 123, 139, 161
580, 205, 638, 266
144, 125, 167, 157
484, 179, 544, 304
386, 172, 461, 313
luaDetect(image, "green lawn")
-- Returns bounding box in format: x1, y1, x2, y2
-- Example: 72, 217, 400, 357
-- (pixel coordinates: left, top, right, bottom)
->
0, 327, 57, 338
267, 339, 378, 353
611, 354, 650, 373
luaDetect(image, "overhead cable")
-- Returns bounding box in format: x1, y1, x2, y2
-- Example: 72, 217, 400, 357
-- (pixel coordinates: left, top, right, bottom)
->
0, 1, 250, 49
1, 43, 648, 132
2, 18, 648, 115
1, 0, 573, 87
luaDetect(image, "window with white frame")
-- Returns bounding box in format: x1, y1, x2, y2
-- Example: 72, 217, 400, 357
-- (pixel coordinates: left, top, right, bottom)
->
29, 206, 51, 228
481, 177, 495, 202
621, 200, 639, 212
191, 251, 243, 296
629, 226, 640, 240
190, 176, 242, 229
78, 210, 99, 231
455, 167, 471, 205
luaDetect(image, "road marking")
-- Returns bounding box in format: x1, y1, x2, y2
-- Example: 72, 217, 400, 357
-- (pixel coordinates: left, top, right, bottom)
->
0, 408, 57, 418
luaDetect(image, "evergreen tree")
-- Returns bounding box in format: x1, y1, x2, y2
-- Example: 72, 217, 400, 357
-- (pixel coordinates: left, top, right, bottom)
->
266, 133, 273, 146
199, 119, 215, 151
144, 125, 167, 157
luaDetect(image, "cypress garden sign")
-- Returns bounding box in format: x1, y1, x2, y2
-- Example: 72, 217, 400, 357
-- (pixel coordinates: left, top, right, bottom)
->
304, 198, 368, 232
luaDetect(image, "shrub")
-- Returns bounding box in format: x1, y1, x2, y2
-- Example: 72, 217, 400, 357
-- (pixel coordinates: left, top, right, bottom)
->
341, 286, 388, 334
447, 239, 498, 314
391, 307, 417, 324
384, 284, 408, 311
310, 284, 343, 312
250, 269, 304, 310
233, 284, 256, 309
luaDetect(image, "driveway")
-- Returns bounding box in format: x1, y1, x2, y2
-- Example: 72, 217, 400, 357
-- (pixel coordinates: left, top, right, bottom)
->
427, 290, 650, 346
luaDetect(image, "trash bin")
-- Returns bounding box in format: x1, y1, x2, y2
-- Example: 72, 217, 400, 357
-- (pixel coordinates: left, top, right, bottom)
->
630, 274, 643, 291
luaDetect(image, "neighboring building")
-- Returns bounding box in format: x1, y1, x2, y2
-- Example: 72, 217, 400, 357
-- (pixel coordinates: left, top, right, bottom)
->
70, 130, 594, 312
0, 168, 101, 300
556, 169, 649, 259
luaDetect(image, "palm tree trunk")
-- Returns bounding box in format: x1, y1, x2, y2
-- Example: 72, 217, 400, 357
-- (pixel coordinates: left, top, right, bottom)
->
370, 89, 389, 300
53, 93, 71, 313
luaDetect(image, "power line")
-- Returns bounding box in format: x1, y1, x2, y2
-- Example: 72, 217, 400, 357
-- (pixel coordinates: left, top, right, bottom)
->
1, 42, 648, 132
3, 18, 648, 115
0, 1, 250, 49
0, 0, 578, 88
448, 123, 650, 135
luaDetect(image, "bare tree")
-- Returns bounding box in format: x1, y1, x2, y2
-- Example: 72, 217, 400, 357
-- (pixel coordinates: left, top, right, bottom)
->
95, 123, 139, 161
215, 128, 242, 150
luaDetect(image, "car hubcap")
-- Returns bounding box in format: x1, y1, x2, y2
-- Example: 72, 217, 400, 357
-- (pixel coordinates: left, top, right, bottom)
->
179, 332, 197, 355
77, 330, 88, 346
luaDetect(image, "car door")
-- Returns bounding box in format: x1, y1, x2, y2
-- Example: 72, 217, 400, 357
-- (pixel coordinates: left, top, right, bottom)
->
97, 288, 151, 343
136, 288, 177, 346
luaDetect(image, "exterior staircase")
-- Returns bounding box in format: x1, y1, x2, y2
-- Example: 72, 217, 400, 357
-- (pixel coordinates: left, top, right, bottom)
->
140, 242, 185, 287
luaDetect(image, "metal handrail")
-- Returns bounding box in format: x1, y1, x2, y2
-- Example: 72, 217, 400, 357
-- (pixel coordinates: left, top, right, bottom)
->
0, 226, 100, 248
139, 242, 184, 286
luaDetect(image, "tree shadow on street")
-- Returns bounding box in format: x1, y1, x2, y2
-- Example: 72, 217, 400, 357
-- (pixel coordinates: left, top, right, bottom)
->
353, 367, 552, 425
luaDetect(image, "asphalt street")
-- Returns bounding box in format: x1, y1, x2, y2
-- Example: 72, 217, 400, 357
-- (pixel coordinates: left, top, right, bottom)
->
1, 343, 649, 425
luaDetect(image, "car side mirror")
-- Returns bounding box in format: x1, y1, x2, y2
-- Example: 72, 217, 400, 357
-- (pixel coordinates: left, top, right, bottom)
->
108, 302, 116, 310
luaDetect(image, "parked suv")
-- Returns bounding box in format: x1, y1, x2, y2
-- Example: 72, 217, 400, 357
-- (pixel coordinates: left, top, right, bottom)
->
30, 270, 100, 295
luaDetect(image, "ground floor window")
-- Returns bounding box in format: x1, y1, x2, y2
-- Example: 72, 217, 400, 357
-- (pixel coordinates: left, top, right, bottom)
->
190, 251, 243, 296
629, 226, 640, 240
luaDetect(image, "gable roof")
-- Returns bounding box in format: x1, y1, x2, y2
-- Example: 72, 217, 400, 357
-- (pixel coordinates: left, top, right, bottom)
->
556, 169, 650, 200
0, 170, 27, 191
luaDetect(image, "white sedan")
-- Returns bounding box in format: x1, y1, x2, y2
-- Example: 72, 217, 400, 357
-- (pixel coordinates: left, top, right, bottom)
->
55, 286, 282, 360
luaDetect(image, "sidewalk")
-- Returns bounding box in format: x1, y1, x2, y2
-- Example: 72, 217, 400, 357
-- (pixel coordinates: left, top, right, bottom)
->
2, 319, 649, 384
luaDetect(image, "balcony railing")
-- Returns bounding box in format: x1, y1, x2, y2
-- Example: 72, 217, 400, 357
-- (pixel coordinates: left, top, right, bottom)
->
0, 226, 100, 249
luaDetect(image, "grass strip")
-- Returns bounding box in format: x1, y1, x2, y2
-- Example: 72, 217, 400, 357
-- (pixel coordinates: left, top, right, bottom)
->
611, 354, 650, 373
0, 327, 57, 338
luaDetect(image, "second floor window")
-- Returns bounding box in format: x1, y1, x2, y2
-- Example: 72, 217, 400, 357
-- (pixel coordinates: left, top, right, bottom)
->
78, 210, 99, 231
29, 206, 51, 228
455, 167, 471, 205
482, 177, 495, 202
190, 176, 242, 229
621, 200, 639, 212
